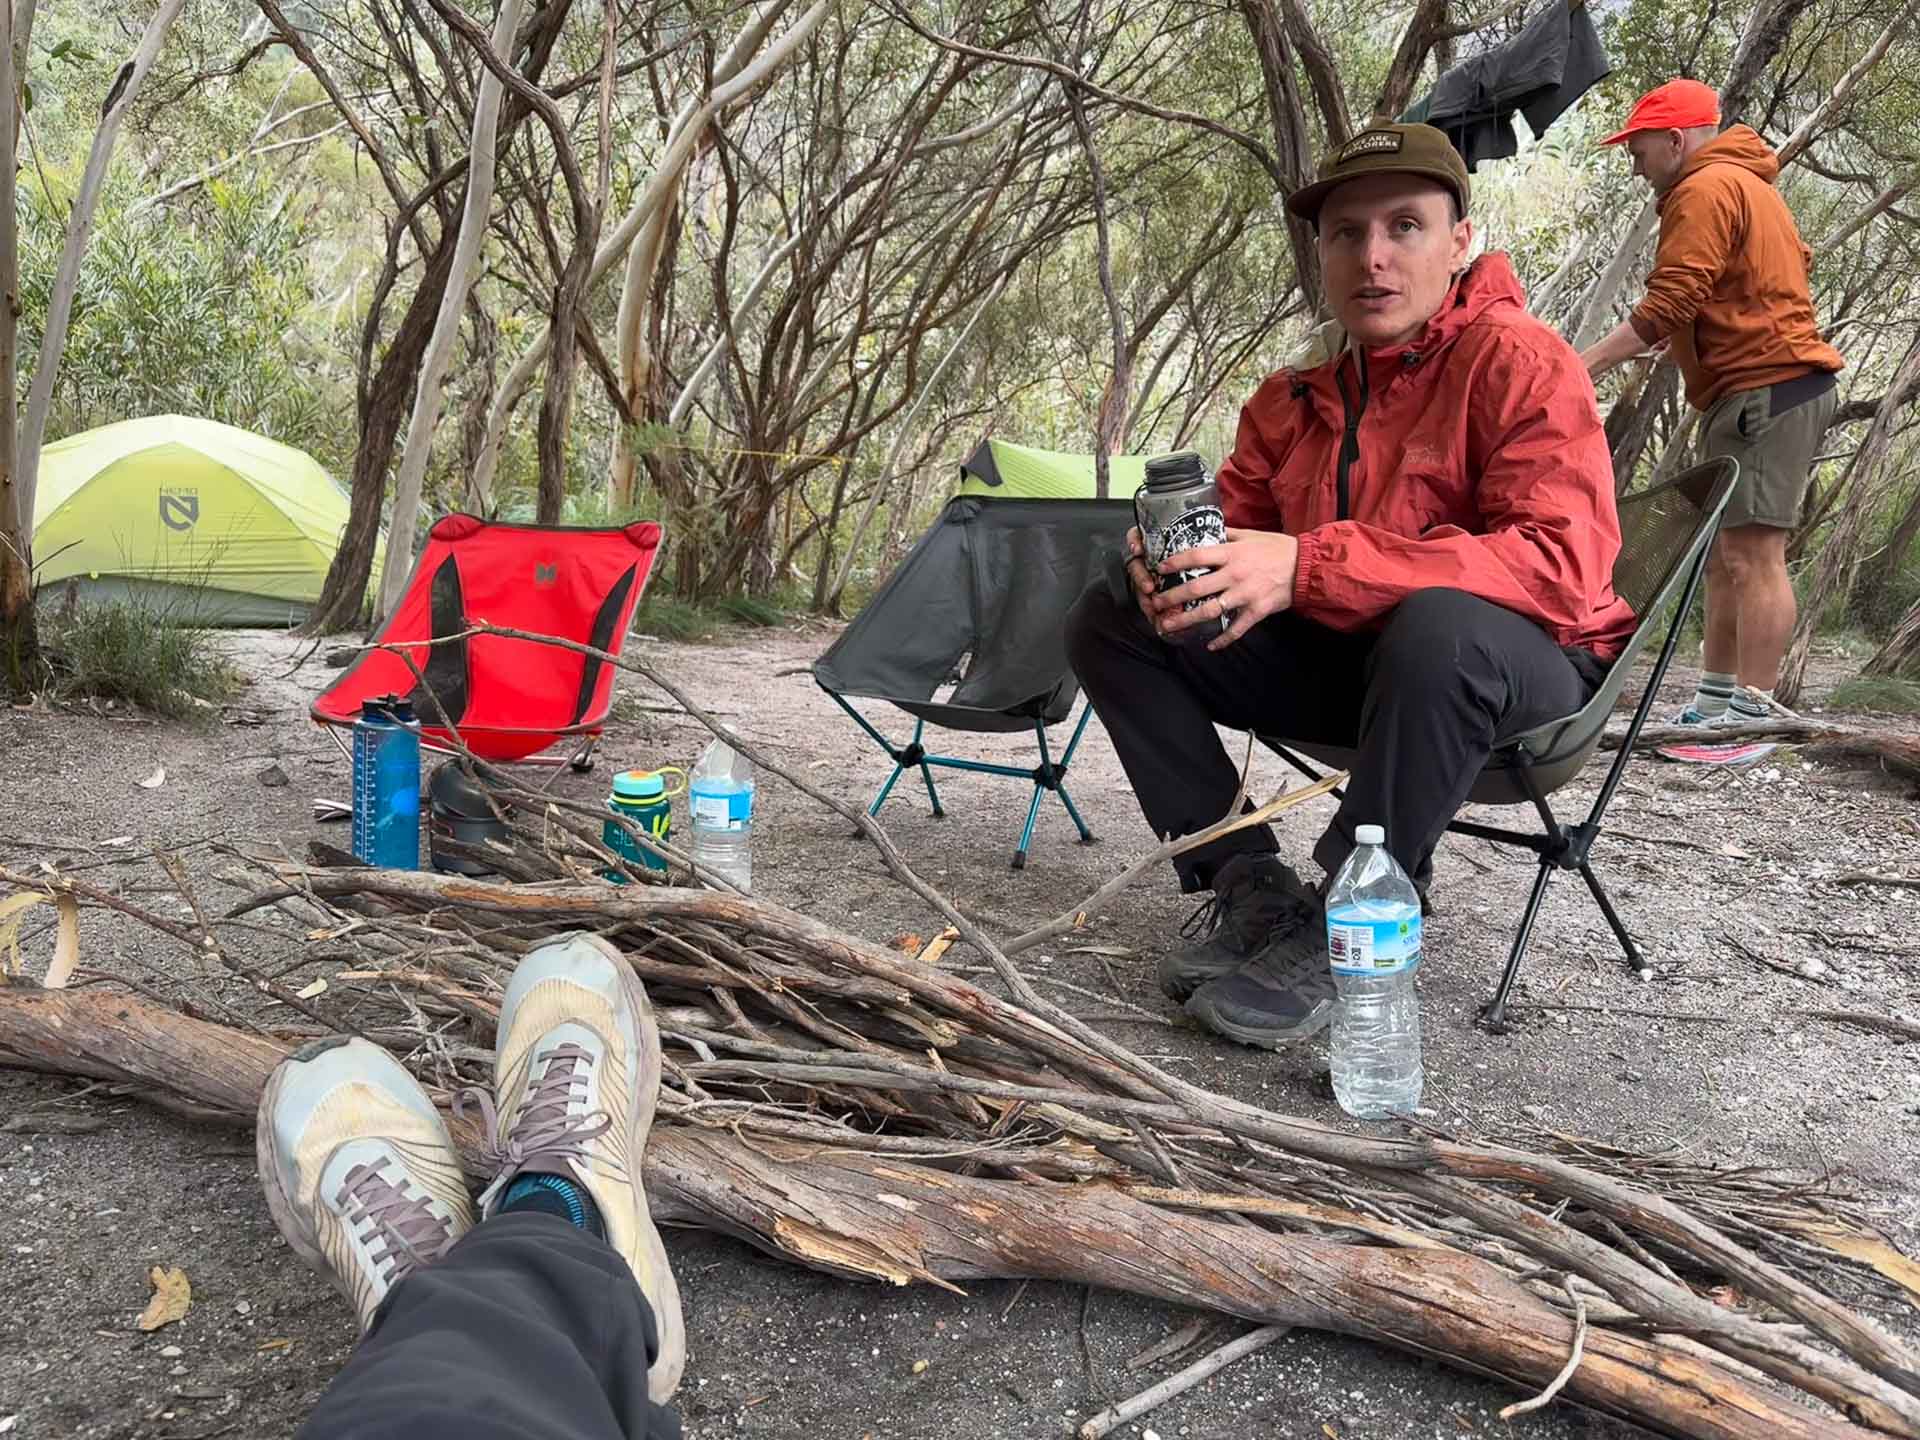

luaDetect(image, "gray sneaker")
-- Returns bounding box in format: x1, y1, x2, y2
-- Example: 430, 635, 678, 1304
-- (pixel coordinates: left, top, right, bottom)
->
256, 1037, 476, 1330
1156, 853, 1321, 1002
471, 931, 686, 1403
1184, 928, 1336, 1049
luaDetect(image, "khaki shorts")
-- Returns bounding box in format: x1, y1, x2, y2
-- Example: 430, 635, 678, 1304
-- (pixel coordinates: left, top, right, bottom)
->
1700, 375, 1840, 530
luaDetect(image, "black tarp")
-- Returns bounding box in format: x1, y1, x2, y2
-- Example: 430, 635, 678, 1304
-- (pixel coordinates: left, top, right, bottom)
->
813, 495, 1134, 733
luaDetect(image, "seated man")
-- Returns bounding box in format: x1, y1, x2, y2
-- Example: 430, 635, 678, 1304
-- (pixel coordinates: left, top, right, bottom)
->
1066, 123, 1634, 1049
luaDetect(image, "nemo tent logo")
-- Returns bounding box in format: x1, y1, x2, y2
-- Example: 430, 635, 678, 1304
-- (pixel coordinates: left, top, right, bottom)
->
159, 489, 200, 531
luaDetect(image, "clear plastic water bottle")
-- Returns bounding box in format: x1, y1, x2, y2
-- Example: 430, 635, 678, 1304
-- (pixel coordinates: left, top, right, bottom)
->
352, 695, 421, 869
1325, 824, 1422, 1118
688, 739, 754, 892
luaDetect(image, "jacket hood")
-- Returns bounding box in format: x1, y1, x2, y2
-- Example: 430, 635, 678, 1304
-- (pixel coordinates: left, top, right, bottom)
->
1669, 124, 1779, 198
1286, 251, 1528, 381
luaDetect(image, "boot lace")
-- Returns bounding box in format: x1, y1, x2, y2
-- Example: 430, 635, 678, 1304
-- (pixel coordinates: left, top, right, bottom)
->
459, 1043, 613, 1212
336, 1157, 460, 1285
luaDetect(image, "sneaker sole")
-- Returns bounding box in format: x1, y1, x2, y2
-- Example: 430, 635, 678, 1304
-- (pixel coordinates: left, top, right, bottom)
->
1183, 990, 1334, 1049
566, 933, 686, 1402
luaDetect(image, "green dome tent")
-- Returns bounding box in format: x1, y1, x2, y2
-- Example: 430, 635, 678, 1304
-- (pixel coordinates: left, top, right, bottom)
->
31, 415, 361, 626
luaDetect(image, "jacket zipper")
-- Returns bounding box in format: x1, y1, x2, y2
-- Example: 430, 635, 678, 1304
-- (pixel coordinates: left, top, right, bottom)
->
1333, 349, 1370, 522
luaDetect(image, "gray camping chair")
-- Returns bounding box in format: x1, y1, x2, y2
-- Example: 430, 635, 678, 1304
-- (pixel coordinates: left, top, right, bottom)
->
1265, 458, 1738, 1029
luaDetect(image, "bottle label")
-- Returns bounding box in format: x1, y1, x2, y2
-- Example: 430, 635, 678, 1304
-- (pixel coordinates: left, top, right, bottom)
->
1327, 911, 1421, 976
691, 788, 752, 827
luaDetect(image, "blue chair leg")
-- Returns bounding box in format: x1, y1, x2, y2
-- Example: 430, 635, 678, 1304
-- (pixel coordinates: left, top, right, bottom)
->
1057, 782, 1095, 844
919, 762, 945, 818
1012, 784, 1047, 870
868, 762, 907, 818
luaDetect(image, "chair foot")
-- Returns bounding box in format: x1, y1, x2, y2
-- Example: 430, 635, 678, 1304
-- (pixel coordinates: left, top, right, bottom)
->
1477, 998, 1514, 1035
1077, 833, 1097, 845
931, 806, 947, 819
1011, 849, 1027, 871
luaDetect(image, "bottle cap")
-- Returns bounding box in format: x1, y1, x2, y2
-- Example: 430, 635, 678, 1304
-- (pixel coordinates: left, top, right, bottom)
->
1354, 824, 1386, 846
1142, 450, 1210, 492
613, 769, 667, 800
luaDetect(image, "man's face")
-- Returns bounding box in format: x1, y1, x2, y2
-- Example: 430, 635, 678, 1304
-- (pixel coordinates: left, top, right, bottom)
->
1626, 129, 1686, 192
1317, 174, 1472, 350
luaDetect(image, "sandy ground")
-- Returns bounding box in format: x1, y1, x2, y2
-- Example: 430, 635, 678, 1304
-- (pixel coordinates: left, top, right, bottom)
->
2, 619, 1918, 1440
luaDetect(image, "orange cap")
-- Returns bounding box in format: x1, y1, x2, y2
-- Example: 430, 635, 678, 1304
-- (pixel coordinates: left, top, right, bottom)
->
1601, 78, 1721, 146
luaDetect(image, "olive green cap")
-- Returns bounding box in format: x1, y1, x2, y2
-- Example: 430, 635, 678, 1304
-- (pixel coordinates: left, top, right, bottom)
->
1286, 123, 1471, 225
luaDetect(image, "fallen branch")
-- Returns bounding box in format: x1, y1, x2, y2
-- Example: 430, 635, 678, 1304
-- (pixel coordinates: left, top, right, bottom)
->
1499, 1276, 1588, 1420
1806, 1010, 1920, 1043
1835, 872, 1920, 893
1079, 1324, 1290, 1438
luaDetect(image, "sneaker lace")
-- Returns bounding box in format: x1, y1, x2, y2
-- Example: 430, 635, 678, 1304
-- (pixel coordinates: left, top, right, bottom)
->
335, 1157, 460, 1285
460, 1043, 613, 1213
1177, 891, 1227, 942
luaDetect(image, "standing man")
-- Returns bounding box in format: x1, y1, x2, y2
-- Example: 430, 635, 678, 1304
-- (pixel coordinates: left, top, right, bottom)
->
1582, 79, 1843, 725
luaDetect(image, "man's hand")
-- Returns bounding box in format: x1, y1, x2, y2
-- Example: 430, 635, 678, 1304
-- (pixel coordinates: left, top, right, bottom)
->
1122, 527, 1159, 624
1152, 528, 1300, 651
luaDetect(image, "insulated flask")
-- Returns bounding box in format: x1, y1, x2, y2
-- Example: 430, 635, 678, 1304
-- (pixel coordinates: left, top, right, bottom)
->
1133, 450, 1231, 646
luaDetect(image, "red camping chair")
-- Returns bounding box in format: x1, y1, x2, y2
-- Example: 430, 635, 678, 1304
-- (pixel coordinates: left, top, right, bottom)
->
313, 514, 662, 769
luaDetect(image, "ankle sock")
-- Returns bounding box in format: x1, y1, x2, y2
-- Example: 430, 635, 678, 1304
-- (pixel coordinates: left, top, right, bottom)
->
1689, 670, 1736, 719
1728, 686, 1772, 721
498, 1172, 606, 1240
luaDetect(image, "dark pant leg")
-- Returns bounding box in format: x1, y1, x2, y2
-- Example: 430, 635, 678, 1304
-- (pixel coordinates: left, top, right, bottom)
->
299, 1212, 682, 1440
1310, 588, 1600, 885
1065, 580, 1371, 891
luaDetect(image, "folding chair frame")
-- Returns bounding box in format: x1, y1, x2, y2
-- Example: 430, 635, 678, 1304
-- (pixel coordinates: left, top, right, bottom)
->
820, 685, 1098, 869
1268, 469, 1727, 1032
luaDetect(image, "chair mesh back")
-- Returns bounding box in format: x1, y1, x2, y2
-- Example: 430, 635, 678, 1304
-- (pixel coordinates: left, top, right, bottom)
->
1612, 461, 1735, 616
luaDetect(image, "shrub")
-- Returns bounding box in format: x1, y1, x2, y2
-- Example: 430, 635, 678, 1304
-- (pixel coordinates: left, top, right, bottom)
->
40, 598, 240, 717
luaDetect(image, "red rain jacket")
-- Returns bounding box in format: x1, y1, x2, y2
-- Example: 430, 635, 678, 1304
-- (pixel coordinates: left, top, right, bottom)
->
1218, 253, 1636, 661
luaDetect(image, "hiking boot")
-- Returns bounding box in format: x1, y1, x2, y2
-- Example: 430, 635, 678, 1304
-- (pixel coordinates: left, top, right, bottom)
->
1184, 927, 1336, 1049
1156, 853, 1321, 1002
469, 931, 686, 1403
256, 1037, 476, 1330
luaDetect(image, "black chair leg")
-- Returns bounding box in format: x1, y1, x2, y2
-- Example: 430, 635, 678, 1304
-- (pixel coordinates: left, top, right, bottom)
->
1580, 862, 1647, 976
1481, 860, 1556, 1031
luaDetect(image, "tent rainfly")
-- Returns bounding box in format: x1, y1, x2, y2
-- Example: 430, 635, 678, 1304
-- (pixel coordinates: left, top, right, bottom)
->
31, 414, 362, 626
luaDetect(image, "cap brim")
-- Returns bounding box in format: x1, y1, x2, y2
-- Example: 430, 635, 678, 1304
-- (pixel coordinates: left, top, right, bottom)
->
1286, 164, 1467, 224
1598, 125, 1638, 146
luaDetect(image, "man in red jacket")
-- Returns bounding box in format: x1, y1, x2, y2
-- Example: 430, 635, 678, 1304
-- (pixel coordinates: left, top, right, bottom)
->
1582, 80, 1842, 727
1066, 123, 1633, 1049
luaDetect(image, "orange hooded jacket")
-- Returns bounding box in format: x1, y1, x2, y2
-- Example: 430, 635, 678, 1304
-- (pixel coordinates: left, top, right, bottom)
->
1217, 252, 1636, 661
1628, 125, 1843, 410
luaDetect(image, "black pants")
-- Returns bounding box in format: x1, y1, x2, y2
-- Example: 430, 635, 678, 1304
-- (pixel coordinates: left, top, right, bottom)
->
299, 1213, 682, 1440
1065, 583, 1604, 892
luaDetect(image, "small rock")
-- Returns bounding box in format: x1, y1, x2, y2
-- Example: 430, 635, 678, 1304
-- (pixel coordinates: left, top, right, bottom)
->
235, 1300, 252, 1316
1143, 1431, 1161, 1440
1796, 958, 1829, 981
168, 1363, 188, 1377
257, 764, 290, 789
910, 1359, 928, 1374
158, 1344, 183, 1357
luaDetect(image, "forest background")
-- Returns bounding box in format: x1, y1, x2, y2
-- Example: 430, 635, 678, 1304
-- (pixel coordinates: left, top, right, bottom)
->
0, 0, 1917, 706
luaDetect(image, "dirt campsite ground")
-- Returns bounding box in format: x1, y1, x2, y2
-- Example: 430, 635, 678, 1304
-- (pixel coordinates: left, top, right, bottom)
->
3, 619, 1918, 1440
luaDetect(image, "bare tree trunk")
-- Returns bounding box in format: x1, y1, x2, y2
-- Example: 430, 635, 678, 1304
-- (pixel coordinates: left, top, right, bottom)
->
0, 0, 31, 685
304, 236, 462, 634
1858, 479, 1920, 621
1863, 592, 1920, 678
15, 0, 190, 519
1058, 55, 1125, 499
1778, 332, 1920, 704
1238, 0, 1319, 311
378, 0, 529, 618
1371, 0, 1448, 123
459, 300, 499, 513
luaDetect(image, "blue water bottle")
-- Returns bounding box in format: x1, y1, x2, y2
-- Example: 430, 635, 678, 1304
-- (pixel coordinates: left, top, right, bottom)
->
352, 695, 422, 869
605, 768, 683, 879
